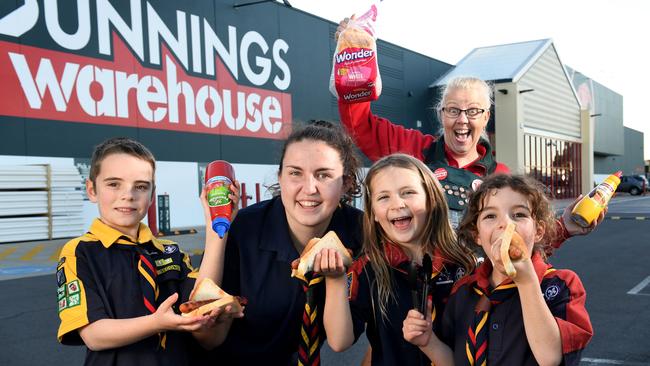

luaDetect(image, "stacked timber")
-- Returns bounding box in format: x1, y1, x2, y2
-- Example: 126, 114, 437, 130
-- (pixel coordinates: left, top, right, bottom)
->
0, 165, 84, 243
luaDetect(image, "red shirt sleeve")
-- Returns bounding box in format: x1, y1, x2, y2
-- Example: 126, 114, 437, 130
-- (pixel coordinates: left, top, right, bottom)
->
548, 217, 571, 253
338, 101, 436, 162
494, 162, 510, 174
551, 270, 593, 355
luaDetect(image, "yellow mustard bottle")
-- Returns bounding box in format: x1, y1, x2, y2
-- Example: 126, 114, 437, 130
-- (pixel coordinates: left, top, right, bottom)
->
571, 171, 622, 227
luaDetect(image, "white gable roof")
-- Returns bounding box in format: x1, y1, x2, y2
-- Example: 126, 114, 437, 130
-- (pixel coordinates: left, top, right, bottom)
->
431, 39, 553, 86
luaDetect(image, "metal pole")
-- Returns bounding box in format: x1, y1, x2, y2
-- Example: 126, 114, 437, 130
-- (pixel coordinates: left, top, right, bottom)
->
241, 183, 248, 208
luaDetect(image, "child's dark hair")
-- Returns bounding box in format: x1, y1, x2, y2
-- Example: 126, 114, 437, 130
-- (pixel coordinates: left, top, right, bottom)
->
89, 137, 156, 185
457, 174, 558, 257
270, 120, 362, 202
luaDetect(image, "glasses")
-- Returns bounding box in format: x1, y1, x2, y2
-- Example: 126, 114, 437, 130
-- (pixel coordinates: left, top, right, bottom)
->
441, 107, 486, 119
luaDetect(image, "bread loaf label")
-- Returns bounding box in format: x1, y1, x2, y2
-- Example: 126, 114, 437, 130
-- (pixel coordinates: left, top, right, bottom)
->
342, 90, 373, 102
329, 5, 382, 104
333, 46, 379, 103
335, 49, 374, 64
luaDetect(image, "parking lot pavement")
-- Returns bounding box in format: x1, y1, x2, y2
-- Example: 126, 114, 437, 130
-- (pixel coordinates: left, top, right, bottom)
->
2, 195, 649, 365
0, 229, 207, 281
2, 195, 648, 281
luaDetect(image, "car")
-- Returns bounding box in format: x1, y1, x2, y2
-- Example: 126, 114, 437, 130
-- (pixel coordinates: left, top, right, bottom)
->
616, 175, 646, 195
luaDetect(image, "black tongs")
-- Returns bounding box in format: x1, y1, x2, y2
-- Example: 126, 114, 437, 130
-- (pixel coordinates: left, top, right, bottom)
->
421, 254, 432, 314
409, 254, 433, 314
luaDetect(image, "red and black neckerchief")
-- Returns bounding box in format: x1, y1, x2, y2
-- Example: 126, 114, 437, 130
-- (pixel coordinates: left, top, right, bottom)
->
133, 240, 167, 349
465, 281, 517, 366
293, 271, 324, 366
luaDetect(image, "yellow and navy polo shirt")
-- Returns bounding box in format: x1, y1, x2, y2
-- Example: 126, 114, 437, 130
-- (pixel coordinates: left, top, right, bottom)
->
56, 219, 198, 366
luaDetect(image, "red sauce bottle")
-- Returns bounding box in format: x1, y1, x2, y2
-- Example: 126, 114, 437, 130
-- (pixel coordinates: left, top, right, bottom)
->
205, 161, 235, 238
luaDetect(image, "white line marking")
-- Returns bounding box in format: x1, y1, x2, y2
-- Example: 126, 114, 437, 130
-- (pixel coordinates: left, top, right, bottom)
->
581, 358, 650, 365
608, 196, 650, 206
581, 358, 624, 364
628, 275, 650, 295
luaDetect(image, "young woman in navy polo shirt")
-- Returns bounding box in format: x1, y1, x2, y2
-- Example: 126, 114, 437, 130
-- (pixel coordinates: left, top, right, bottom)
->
403, 174, 593, 365
320, 154, 476, 365
196, 121, 364, 365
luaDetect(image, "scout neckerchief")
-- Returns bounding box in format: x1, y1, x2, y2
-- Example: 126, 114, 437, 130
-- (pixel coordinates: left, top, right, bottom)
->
383, 242, 447, 323
88, 220, 168, 349
466, 281, 517, 366
465, 254, 552, 366
293, 270, 324, 366
134, 241, 167, 349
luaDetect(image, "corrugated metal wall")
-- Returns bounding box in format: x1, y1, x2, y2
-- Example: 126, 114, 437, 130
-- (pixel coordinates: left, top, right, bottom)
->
568, 67, 625, 156
520, 46, 581, 139
596, 127, 646, 175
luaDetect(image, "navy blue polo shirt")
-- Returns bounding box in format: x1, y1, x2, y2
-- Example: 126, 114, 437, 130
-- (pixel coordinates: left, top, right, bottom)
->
57, 219, 197, 366
204, 196, 363, 365
347, 243, 465, 366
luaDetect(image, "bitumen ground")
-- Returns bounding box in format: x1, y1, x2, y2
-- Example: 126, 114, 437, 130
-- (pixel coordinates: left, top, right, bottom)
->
2, 194, 649, 365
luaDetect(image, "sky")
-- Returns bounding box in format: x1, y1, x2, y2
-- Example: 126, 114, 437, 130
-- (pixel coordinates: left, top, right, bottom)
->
289, 0, 650, 160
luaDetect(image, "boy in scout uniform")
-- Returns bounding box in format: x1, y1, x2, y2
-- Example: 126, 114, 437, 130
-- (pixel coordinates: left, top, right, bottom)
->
56, 137, 231, 365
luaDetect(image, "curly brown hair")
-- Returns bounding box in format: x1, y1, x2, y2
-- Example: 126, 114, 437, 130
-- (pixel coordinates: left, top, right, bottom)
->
457, 174, 558, 258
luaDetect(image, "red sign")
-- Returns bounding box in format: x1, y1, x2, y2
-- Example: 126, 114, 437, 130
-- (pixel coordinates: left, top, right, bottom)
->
0, 36, 292, 140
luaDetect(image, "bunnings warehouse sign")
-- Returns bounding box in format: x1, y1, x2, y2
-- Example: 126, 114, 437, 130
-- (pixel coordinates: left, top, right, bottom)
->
0, 0, 292, 139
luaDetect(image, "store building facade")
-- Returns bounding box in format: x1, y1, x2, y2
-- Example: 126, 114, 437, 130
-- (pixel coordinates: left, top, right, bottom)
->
1, 1, 642, 234
0, 0, 450, 232
568, 68, 645, 177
